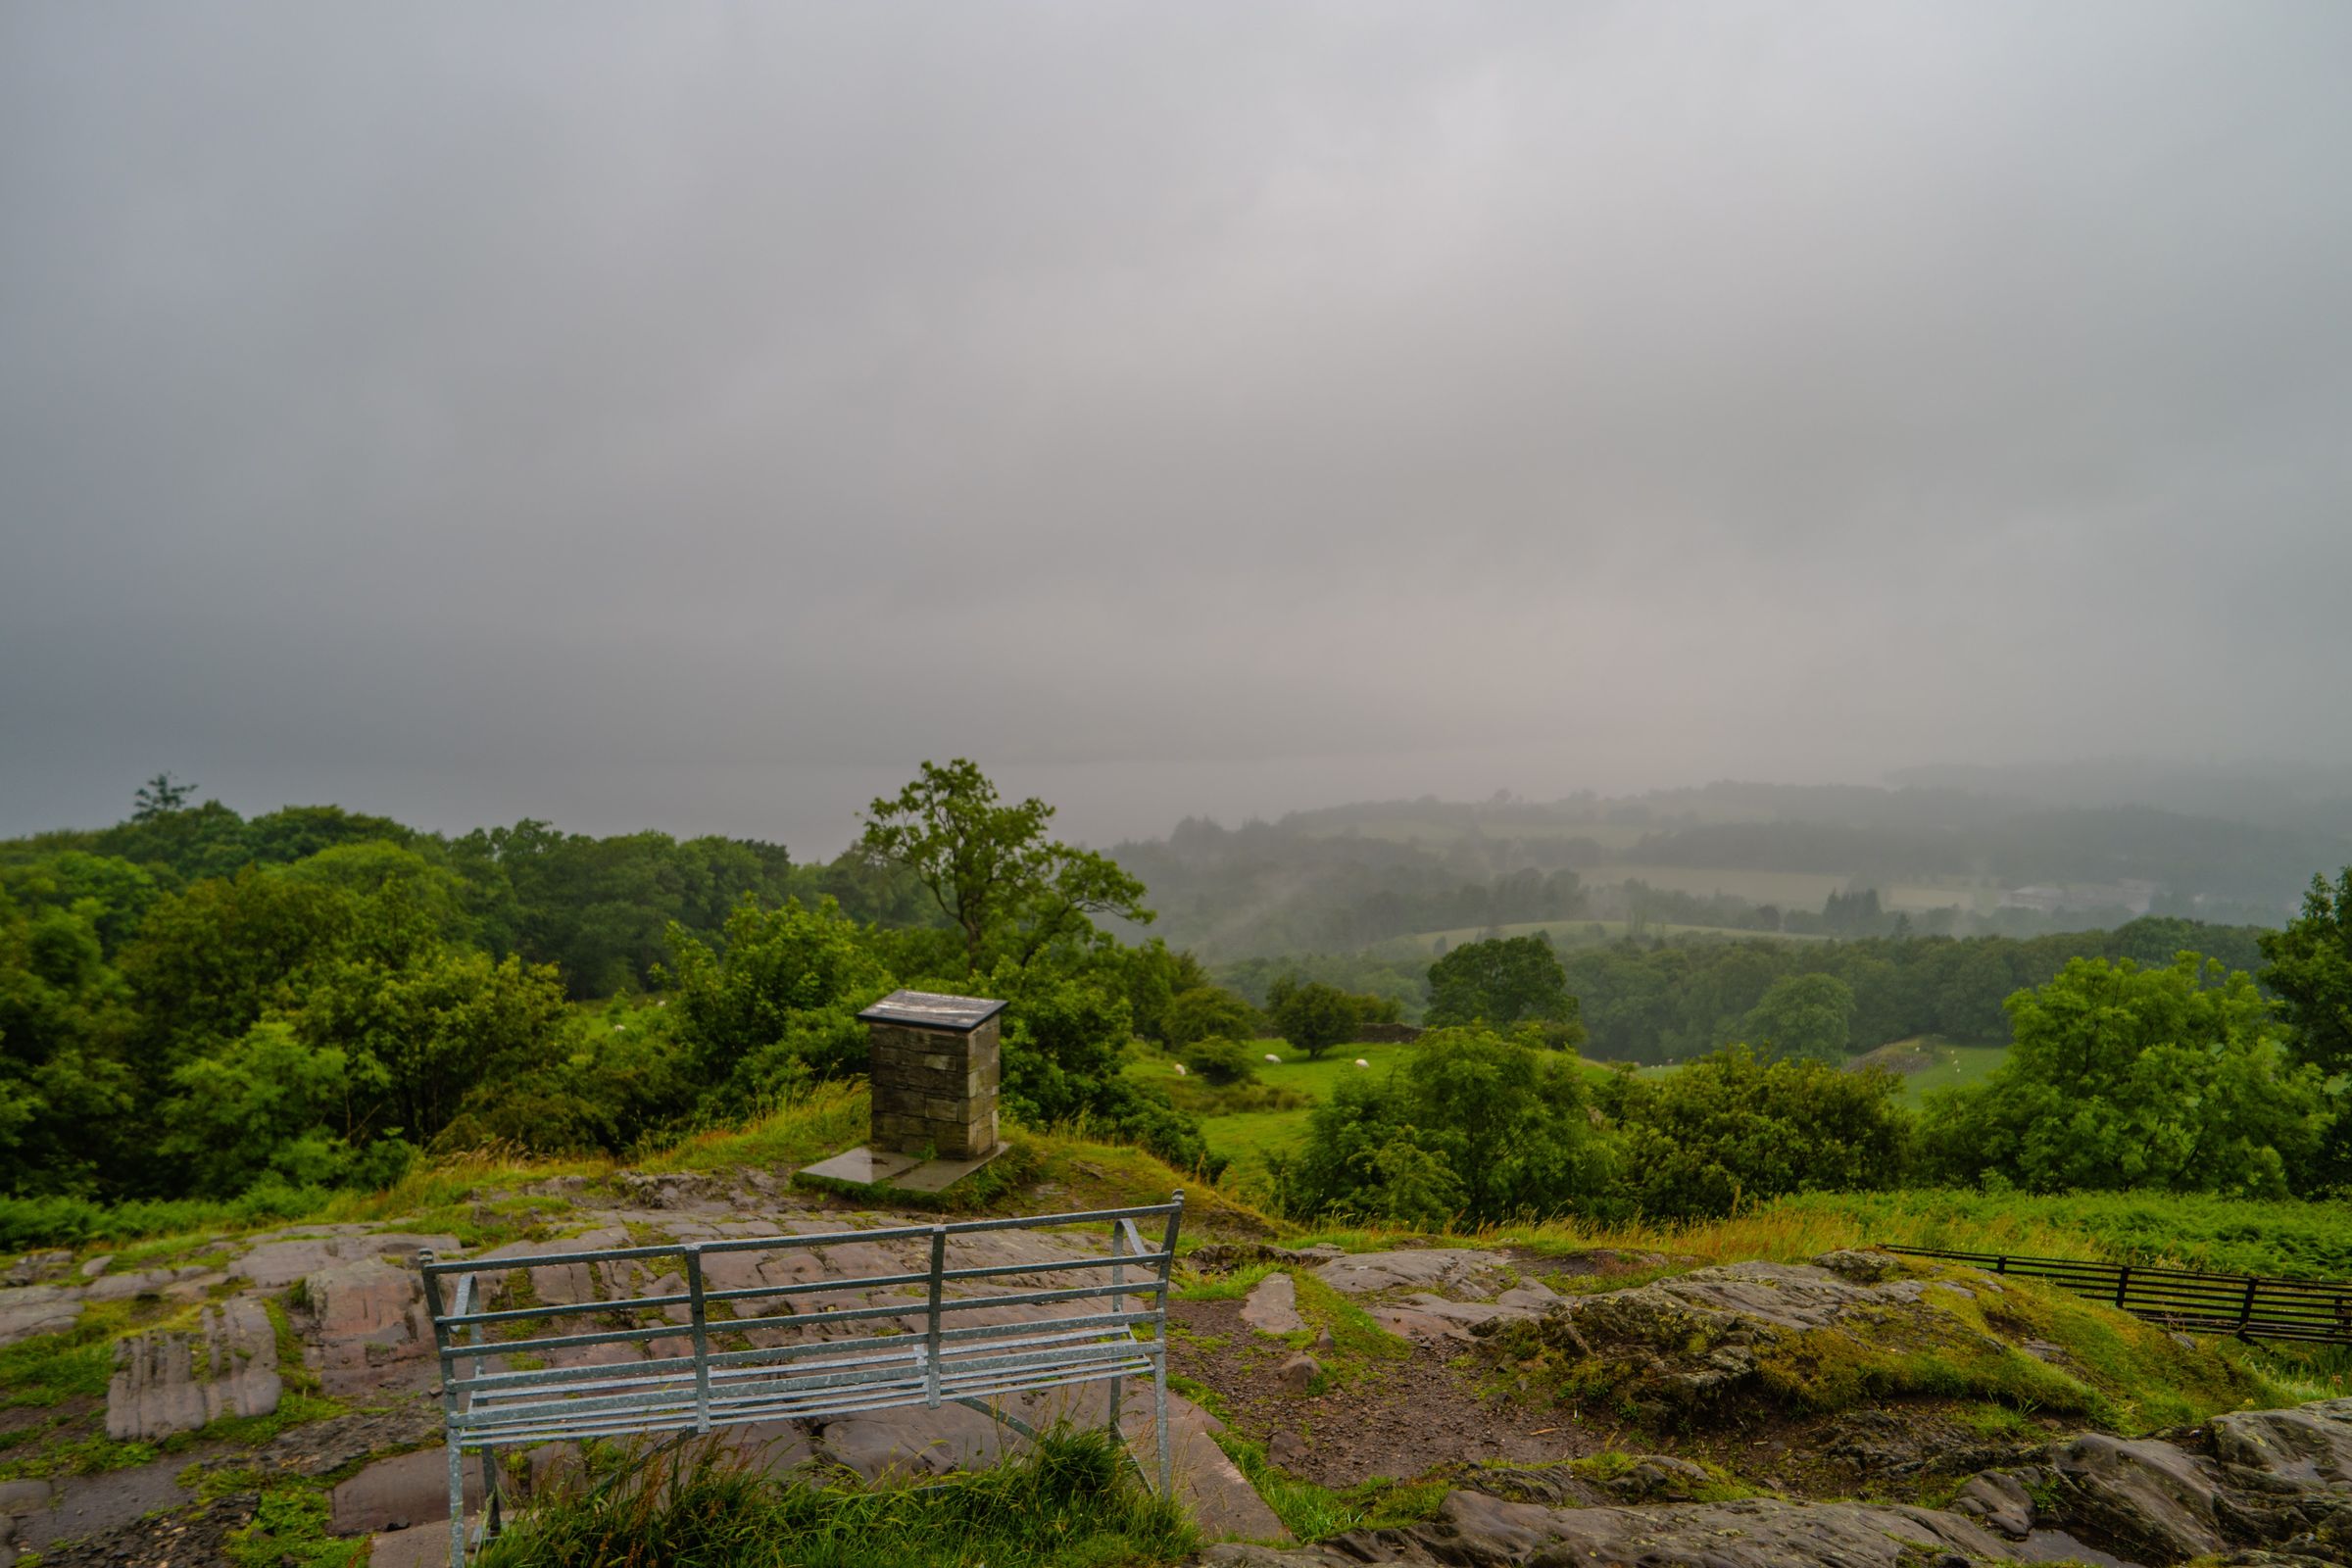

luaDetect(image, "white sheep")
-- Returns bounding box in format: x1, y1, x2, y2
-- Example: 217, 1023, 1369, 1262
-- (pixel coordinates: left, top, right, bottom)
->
1354, 1058, 1370, 1068
1263, 1053, 1281, 1063
1173, 1062, 1188, 1075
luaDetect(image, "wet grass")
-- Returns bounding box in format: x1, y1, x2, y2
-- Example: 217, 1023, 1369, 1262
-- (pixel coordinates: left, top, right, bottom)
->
476, 1426, 1195, 1568
1209, 1431, 1447, 1544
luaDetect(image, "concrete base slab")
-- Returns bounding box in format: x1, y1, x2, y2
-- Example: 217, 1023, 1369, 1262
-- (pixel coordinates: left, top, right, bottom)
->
800, 1145, 1004, 1194
799, 1147, 921, 1186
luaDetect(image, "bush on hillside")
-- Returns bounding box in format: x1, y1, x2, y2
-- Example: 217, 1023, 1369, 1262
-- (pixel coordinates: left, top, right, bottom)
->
1919, 954, 2333, 1199
1593, 1046, 1910, 1220
1275, 1028, 1614, 1227
1177, 1036, 1257, 1086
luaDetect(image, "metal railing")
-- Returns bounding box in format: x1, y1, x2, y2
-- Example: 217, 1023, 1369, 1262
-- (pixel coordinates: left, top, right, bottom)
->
1883, 1244, 2352, 1346
418, 1194, 1184, 1568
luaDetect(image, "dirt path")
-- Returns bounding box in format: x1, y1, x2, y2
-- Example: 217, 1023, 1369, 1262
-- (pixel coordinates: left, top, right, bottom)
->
1166, 1297, 1600, 1489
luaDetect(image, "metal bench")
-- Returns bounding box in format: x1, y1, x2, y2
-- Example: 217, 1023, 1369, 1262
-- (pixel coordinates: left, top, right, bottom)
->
416, 1193, 1184, 1567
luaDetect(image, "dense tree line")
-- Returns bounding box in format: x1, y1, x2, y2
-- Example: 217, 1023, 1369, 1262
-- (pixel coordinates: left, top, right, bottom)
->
1276, 878, 2352, 1227
0, 765, 1229, 1206
1559, 916, 2270, 1063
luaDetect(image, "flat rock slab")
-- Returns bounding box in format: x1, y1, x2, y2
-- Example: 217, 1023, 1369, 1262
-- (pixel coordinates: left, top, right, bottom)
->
0, 1285, 82, 1347
106, 1297, 281, 1441
83, 1265, 220, 1303
305, 1260, 435, 1396
1200, 1488, 2016, 1567
1314, 1250, 1512, 1299
366, 1515, 456, 1568
822, 1403, 1015, 1481
233, 1232, 459, 1290
330, 1447, 483, 1536
1241, 1273, 1305, 1336
2210, 1396, 2352, 1485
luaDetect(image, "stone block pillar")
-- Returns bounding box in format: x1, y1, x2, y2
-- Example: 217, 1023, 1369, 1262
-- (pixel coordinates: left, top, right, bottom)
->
855, 990, 1007, 1161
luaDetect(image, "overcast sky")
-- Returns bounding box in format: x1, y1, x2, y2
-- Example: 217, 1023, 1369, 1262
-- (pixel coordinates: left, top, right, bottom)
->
4, 3, 2349, 855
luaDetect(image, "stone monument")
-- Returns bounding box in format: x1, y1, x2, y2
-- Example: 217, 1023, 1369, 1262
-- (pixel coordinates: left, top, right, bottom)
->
799, 989, 1009, 1192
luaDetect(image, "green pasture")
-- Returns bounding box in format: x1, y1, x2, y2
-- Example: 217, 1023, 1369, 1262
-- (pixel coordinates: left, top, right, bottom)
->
1188, 1038, 1417, 1185
1848, 1037, 2009, 1102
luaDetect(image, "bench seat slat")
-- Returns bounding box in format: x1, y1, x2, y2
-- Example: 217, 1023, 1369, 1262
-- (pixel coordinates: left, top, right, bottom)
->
456, 1360, 931, 1430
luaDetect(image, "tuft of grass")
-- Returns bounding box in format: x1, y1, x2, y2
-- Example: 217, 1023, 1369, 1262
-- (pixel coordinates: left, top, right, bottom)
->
1211, 1431, 1447, 1542
477, 1425, 1195, 1568
0, 1321, 119, 1410
1568, 1449, 1758, 1502
224, 1484, 366, 1568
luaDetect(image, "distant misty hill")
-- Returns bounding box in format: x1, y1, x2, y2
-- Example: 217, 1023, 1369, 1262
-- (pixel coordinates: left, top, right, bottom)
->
1111, 779, 2348, 959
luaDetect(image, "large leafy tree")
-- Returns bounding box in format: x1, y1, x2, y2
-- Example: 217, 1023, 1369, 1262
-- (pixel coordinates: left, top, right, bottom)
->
1161, 985, 1258, 1048
860, 760, 1151, 972
1425, 935, 1571, 1028
1739, 972, 1857, 1063
1269, 979, 1367, 1060
2260, 869, 2352, 1077
1920, 954, 2332, 1198
865, 761, 1156, 968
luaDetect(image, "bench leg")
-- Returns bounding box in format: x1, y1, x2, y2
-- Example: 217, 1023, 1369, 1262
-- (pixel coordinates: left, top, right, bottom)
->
481, 1446, 504, 1543
446, 1439, 467, 1568
1153, 1355, 1170, 1498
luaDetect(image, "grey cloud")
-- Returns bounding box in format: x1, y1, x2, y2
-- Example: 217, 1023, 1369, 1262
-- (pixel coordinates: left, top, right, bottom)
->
4, 1, 2350, 854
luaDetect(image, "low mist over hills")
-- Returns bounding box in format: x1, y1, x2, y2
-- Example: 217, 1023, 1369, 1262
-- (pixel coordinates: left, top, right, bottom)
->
1112, 770, 2347, 959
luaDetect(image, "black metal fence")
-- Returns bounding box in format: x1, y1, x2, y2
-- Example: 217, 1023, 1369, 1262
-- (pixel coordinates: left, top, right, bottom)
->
1884, 1245, 2352, 1346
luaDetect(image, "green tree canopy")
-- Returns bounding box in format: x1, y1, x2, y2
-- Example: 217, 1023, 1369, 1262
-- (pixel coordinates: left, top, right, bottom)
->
1739, 972, 1857, 1063
2260, 868, 2352, 1078
1920, 954, 2333, 1199
1425, 935, 1571, 1028
1594, 1046, 1909, 1219
1269, 979, 1365, 1060
860, 760, 1152, 971
658, 897, 890, 1113
1277, 1028, 1611, 1226
1160, 985, 1258, 1049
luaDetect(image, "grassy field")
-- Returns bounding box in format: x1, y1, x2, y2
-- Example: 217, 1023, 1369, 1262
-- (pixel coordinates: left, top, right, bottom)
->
1386, 918, 1826, 956
1182, 1039, 1419, 1186
1849, 1037, 2009, 1102
1294, 818, 1660, 852
1587, 863, 1996, 914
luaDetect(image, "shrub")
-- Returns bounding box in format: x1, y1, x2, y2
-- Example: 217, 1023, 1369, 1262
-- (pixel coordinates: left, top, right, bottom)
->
478, 1424, 1195, 1568
1178, 1036, 1257, 1087
1276, 1027, 1613, 1226
1594, 1045, 1911, 1220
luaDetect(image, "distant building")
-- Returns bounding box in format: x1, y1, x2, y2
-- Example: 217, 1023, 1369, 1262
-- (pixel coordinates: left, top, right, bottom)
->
1998, 880, 2157, 917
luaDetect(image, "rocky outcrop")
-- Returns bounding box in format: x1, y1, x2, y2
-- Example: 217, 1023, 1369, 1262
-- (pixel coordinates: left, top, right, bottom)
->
1196, 1487, 2019, 1568
105, 1298, 281, 1441
1953, 1396, 2352, 1564
300, 1260, 435, 1395
231, 1229, 457, 1290
1475, 1256, 2065, 1416
1313, 1249, 1516, 1298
